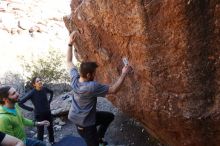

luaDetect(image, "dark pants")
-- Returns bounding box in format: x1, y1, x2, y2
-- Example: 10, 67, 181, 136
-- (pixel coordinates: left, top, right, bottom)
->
35, 113, 54, 143
76, 111, 114, 146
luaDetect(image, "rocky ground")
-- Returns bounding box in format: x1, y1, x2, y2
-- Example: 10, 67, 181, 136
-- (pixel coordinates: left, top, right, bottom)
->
23, 95, 164, 146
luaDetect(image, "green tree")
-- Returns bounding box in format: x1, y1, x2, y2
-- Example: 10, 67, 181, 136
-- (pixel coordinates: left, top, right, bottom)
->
20, 48, 69, 84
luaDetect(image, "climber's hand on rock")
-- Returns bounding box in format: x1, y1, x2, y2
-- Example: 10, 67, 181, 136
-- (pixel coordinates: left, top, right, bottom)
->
122, 65, 132, 75
69, 31, 78, 45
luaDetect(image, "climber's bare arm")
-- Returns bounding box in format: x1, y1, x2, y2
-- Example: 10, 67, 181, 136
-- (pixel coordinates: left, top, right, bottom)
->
108, 65, 132, 94
67, 45, 75, 70
67, 31, 78, 70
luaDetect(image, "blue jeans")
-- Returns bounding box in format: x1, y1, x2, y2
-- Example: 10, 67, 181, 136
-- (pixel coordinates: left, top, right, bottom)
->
26, 138, 46, 146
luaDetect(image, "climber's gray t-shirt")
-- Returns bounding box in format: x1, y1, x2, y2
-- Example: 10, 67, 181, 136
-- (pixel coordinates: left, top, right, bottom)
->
68, 67, 109, 127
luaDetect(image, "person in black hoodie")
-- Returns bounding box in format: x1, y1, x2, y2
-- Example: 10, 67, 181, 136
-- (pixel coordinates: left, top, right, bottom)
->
19, 77, 55, 144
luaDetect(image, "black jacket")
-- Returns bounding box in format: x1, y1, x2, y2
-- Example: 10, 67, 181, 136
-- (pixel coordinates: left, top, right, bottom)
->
19, 87, 53, 115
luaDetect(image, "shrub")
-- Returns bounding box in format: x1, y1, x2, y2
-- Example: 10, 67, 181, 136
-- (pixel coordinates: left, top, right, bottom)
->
19, 48, 70, 84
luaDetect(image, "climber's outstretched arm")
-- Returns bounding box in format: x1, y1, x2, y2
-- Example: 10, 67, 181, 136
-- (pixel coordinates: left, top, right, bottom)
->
67, 31, 78, 70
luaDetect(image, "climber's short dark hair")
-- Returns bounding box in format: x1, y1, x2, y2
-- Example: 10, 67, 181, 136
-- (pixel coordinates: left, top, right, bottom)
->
79, 62, 98, 78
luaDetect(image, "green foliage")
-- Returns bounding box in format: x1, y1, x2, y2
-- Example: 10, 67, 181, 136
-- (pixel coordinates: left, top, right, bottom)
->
20, 48, 70, 84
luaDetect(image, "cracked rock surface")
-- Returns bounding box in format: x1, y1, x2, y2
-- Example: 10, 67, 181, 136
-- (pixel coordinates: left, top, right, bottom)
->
64, 0, 220, 145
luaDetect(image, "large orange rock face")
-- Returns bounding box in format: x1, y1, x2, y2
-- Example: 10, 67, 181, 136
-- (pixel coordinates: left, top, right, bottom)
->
64, 0, 220, 146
